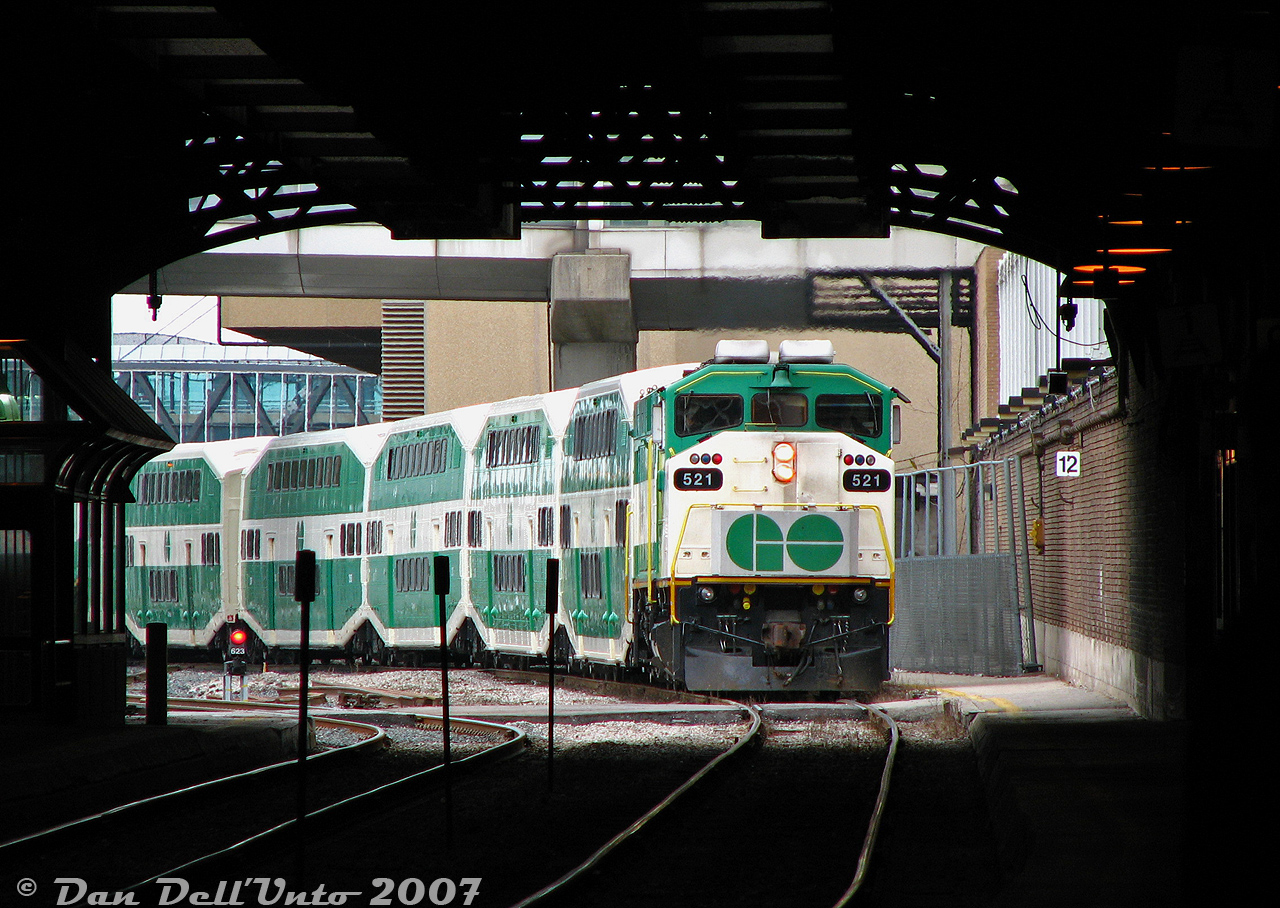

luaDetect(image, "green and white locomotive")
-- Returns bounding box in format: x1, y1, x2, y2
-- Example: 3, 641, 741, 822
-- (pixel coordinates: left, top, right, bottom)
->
124, 340, 901, 693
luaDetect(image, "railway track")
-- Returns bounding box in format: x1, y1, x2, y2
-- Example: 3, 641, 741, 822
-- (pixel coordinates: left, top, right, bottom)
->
183, 695, 898, 908
507, 702, 899, 908
9, 669, 978, 907
0, 697, 525, 902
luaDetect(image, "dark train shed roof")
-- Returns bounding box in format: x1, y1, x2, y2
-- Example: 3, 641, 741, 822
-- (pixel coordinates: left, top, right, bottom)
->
11, 2, 1275, 351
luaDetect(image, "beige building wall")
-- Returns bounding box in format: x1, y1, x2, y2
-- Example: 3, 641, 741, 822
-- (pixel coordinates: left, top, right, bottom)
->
232, 291, 968, 469
411, 309, 949, 469
423, 300, 551, 413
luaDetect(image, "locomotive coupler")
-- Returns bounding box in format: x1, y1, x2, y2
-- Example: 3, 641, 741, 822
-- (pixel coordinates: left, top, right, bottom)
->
760, 610, 806, 651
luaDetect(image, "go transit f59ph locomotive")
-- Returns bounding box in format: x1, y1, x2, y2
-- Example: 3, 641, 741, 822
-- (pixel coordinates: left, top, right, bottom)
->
123, 340, 903, 693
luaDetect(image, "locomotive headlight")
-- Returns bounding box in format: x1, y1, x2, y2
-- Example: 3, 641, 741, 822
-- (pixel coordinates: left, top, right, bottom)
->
852, 587, 870, 603
772, 442, 797, 483
697, 585, 716, 603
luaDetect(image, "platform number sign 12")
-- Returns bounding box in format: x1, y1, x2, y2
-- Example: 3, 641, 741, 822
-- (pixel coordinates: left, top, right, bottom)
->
1056, 451, 1082, 478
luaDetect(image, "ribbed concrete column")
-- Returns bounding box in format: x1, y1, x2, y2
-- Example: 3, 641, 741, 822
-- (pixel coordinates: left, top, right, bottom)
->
550, 251, 635, 389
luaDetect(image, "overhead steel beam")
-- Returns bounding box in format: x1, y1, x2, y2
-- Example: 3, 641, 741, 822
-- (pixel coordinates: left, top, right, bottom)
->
855, 271, 941, 363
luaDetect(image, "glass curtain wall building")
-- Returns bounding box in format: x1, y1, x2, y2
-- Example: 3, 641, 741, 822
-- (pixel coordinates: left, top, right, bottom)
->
112, 335, 381, 442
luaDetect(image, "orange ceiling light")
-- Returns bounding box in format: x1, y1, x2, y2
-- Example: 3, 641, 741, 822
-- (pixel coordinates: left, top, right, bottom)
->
1095, 248, 1172, 255
1073, 264, 1147, 274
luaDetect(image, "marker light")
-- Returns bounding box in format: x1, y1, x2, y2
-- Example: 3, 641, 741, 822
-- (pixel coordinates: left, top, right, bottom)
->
772, 442, 797, 483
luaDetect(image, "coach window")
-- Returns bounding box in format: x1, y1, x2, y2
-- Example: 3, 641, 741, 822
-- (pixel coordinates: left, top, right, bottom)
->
675, 394, 743, 436
815, 393, 882, 438
614, 499, 628, 546
538, 507, 554, 547
559, 504, 572, 548
751, 391, 807, 427
581, 553, 603, 599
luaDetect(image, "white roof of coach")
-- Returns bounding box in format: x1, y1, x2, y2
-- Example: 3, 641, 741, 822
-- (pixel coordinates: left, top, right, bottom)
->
543, 388, 580, 434
338, 422, 391, 465
156, 437, 268, 479
449, 402, 497, 449
482, 387, 578, 436
251, 423, 384, 466
577, 363, 696, 413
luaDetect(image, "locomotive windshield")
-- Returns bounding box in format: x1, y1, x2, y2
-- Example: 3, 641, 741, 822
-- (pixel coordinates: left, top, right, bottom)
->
815, 393, 883, 438
750, 391, 808, 427
675, 393, 743, 436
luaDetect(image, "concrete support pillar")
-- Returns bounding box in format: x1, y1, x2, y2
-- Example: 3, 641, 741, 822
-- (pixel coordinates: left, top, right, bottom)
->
550, 252, 636, 390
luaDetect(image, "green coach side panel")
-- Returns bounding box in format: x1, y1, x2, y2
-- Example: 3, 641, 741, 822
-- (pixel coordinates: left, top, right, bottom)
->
562, 392, 629, 494
369, 425, 466, 510
471, 410, 555, 499
127, 456, 221, 527
368, 550, 463, 629
124, 561, 221, 634
563, 547, 625, 639
124, 457, 224, 635
470, 549, 551, 634
245, 442, 364, 519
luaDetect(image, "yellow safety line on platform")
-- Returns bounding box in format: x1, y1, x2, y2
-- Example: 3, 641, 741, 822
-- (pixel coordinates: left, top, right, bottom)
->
936, 688, 1023, 713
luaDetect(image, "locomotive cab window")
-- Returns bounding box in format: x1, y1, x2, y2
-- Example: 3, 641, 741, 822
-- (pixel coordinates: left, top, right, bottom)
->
815, 393, 883, 438
675, 393, 743, 436
750, 391, 807, 427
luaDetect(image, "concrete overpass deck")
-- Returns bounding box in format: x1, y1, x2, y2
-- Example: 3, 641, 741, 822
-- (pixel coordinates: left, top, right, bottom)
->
124, 222, 985, 309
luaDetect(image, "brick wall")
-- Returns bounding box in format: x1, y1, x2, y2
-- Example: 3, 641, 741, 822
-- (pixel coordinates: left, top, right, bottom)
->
973, 247, 1004, 423
983, 362, 1186, 719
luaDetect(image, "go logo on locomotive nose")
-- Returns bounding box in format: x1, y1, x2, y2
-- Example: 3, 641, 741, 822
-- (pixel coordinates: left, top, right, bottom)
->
725, 513, 844, 573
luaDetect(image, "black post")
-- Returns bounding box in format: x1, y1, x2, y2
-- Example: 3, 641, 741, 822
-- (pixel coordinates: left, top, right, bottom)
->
545, 558, 559, 790
293, 550, 317, 831
433, 555, 453, 845
145, 622, 167, 726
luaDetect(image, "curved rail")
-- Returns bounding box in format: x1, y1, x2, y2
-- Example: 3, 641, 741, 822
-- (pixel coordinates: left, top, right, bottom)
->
505, 701, 762, 908
832, 700, 900, 908
127, 712, 527, 892
0, 703, 385, 852
1, 685, 526, 891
